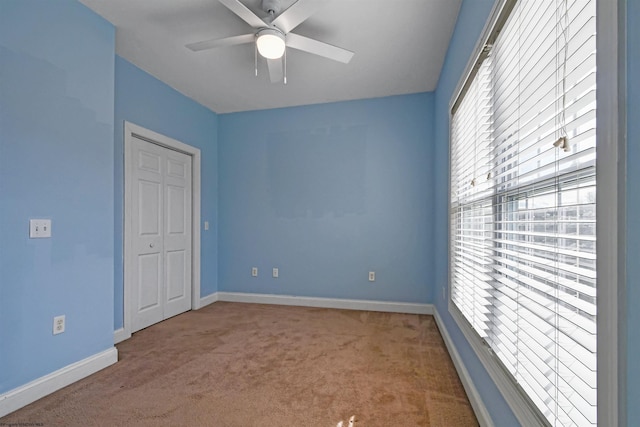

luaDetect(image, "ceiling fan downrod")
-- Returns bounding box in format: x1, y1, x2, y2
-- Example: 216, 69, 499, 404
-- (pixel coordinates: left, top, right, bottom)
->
261, 0, 282, 17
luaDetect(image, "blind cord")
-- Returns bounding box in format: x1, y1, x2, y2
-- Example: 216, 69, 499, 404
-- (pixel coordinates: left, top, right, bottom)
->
554, 0, 571, 152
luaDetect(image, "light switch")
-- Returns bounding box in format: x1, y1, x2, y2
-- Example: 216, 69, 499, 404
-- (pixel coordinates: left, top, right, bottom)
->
204, 221, 209, 231
29, 219, 51, 238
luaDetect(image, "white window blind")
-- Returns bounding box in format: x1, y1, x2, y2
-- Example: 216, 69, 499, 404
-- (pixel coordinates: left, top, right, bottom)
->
450, 0, 597, 425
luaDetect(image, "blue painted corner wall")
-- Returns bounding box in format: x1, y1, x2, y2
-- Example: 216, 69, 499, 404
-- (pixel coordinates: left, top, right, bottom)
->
0, 0, 115, 393
113, 56, 219, 330
218, 94, 434, 303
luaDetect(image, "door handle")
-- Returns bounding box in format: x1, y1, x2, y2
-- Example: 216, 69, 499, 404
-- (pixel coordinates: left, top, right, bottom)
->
150, 243, 154, 248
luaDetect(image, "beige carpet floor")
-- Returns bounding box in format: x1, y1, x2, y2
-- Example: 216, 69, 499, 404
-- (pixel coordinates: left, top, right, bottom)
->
1, 302, 478, 426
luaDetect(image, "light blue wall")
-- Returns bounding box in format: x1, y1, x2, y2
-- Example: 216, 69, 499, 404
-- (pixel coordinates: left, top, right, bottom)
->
1, 0, 635, 423
218, 94, 434, 302
113, 57, 218, 330
0, 0, 115, 393
626, 0, 639, 423
432, 0, 520, 425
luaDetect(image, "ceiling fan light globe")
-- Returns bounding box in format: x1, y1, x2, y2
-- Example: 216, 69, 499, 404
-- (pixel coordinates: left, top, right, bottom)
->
257, 31, 285, 59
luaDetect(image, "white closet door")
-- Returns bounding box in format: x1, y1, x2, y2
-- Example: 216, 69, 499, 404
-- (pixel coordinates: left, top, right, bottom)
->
163, 148, 192, 319
131, 137, 192, 332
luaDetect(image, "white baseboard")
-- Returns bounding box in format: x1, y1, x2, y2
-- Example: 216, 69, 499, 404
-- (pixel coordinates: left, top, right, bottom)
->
433, 310, 493, 427
197, 292, 219, 309
216, 292, 434, 315
113, 327, 130, 344
0, 347, 118, 418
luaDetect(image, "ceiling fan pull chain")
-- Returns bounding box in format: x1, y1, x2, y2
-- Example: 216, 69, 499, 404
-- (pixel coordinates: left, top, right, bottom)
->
284, 48, 287, 84
255, 43, 258, 77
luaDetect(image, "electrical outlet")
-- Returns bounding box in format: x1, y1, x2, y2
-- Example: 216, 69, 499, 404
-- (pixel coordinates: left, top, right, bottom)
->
272, 267, 279, 278
204, 221, 209, 231
369, 271, 375, 282
53, 315, 65, 335
251, 267, 258, 277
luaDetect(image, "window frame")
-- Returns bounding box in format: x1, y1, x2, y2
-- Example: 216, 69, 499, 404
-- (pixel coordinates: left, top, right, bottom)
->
446, 0, 623, 425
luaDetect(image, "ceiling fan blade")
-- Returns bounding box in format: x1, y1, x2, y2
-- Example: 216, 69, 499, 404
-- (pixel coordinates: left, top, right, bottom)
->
286, 33, 354, 64
267, 58, 283, 83
218, 0, 266, 29
271, 0, 323, 34
186, 33, 255, 52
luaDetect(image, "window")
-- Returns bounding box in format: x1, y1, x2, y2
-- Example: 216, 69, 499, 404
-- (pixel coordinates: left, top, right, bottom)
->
449, 0, 597, 425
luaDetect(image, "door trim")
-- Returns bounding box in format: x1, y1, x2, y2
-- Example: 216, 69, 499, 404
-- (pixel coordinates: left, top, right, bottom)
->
122, 121, 201, 341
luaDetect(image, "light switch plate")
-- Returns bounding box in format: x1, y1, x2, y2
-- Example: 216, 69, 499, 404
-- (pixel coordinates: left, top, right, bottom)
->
30, 219, 51, 238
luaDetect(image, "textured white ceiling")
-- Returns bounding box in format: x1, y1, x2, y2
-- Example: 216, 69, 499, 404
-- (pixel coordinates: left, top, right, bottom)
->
80, 0, 462, 113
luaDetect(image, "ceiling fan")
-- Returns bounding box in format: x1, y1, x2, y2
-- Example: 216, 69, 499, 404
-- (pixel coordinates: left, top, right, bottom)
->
186, 0, 354, 83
